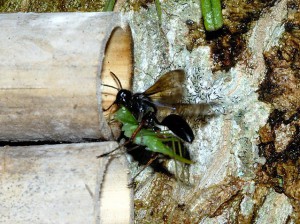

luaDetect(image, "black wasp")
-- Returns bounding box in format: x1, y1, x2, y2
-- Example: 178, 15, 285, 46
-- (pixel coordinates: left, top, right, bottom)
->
100, 69, 195, 151
98, 69, 216, 184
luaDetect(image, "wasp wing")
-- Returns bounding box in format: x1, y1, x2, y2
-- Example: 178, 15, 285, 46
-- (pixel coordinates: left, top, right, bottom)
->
143, 69, 185, 104
143, 70, 217, 120
156, 103, 216, 121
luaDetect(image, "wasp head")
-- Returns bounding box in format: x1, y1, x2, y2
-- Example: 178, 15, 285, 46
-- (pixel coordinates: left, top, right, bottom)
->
115, 89, 132, 107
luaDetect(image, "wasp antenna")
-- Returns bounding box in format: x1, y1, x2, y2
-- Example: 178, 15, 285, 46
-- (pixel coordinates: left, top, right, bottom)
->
103, 101, 115, 111
110, 71, 123, 89
102, 84, 119, 91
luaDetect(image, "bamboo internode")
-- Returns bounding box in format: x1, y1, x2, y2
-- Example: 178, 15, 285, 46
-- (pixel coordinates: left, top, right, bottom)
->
0, 12, 133, 142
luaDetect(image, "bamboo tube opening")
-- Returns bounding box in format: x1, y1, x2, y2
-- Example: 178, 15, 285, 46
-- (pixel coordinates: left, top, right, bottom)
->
101, 26, 133, 114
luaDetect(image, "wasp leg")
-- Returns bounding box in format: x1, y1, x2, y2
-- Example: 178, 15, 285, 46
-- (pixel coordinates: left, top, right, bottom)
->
96, 146, 121, 158
109, 144, 141, 158
96, 120, 146, 158
128, 153, 159, 188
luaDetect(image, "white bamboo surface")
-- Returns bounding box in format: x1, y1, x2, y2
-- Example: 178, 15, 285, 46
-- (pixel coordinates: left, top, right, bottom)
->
0, 12, 131, 142
0, 12, 134, 224
0, 142, 133, 224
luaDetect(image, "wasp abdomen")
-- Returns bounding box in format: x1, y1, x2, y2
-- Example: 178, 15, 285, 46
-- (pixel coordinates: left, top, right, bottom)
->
161, 114, 194, 143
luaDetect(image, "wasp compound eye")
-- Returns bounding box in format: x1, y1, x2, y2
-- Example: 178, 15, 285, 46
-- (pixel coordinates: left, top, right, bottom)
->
115, 89, 132, 107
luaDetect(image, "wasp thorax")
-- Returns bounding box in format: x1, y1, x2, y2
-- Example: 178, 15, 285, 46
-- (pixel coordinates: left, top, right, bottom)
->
115, 89, 132, 107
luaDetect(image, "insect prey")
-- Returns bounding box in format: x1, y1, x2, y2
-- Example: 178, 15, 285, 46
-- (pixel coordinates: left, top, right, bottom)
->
97, 69, 208, 183
101, 69, 195, 144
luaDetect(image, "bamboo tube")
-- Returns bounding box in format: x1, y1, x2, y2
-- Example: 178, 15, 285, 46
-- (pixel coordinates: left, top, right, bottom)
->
101, 26, 133, 112
0, 142, 133, 223
0, 13, 133, 142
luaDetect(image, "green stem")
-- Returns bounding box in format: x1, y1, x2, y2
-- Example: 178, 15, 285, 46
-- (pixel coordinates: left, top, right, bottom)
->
211, 0, 223, 29
200, 0, 223, 31
155, 0, 162, 25
103, 0, 116, 11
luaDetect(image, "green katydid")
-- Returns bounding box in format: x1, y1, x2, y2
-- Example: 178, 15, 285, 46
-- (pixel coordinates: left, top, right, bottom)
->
114, 106, 193, 164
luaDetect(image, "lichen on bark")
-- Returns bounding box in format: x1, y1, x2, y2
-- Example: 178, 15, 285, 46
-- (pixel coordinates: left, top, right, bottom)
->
125, 0, 298, 222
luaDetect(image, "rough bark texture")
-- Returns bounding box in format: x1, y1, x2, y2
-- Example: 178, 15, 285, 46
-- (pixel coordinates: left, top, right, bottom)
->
122, 0, 299, 223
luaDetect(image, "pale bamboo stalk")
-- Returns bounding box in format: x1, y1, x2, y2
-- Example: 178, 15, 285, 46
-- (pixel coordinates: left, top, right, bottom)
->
0, 142, 133, 224
0, 12, 133, 142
